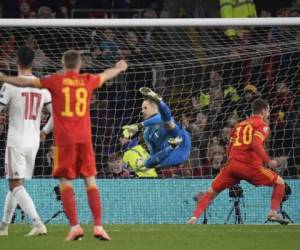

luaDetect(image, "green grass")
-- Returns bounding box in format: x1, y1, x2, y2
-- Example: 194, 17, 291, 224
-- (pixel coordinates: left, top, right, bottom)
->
1, 224, 299, 250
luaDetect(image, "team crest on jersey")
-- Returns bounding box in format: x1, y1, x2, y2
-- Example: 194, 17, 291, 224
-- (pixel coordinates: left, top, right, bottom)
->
263, 126, 269, 133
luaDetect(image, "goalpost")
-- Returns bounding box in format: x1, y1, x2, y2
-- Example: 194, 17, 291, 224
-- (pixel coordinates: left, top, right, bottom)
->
0, 18, 299, 224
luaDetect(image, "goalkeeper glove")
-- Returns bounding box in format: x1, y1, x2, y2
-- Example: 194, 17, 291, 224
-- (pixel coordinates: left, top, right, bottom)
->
122, 124, 140, 138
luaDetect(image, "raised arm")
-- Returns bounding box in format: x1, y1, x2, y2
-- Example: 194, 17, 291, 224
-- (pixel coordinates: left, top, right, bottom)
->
98, 60, 128, 84
0, 73, 39, 88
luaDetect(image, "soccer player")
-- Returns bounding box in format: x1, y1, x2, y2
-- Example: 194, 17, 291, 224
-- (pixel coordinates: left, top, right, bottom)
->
123, 87, 191, 169
187, 99, 288, 225
0, 46, 52, 236
0, 50, 128, 241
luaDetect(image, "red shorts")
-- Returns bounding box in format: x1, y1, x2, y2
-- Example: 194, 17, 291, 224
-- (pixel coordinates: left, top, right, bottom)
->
52, 143, 96, 179
212, 159, 278, 193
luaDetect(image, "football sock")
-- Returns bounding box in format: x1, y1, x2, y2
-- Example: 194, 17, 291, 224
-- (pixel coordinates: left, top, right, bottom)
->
271, 183, 285, 211
60, 185, 79, 226
193, 192, 214, 219
12, 186, 42, 226
2, 191, 17, 224
87, 186, 102, 226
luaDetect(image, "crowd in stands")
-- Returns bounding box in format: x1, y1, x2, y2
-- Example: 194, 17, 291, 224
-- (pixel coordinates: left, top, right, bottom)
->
0, 1, 299, 179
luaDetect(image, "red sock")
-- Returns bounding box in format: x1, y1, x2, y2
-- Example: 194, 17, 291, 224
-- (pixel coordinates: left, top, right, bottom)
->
87, 186, 102, 226
193, 192, 214, 219
271, 183, 285, 211
60, 186, 78, 226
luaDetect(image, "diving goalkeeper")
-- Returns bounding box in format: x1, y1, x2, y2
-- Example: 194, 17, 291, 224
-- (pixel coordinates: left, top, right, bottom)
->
123, 87, 191, 169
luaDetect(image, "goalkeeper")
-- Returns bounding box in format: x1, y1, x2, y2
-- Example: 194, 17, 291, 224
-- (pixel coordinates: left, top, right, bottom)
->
123, 87, 191, 169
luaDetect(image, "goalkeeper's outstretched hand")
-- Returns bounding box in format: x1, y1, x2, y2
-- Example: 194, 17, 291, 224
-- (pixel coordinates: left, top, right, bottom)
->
122, 124, 140, 138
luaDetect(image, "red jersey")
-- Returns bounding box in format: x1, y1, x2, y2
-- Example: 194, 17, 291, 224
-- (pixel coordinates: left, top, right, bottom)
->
35, 71, 102, 145
228, 115, 270, 167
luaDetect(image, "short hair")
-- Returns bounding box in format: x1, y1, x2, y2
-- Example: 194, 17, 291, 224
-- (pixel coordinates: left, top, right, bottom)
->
252, 98, 269, 114
17, 46, 34, 69
62, 50, 81, 70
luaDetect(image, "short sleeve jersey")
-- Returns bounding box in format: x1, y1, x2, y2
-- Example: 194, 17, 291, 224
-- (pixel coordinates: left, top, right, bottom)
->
36, 71, 102, 145
229, 115, 270, 167
0, 77, 51, 147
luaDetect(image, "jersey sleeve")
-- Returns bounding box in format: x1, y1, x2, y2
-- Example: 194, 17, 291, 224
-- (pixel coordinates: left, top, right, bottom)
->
254, 123, 270, 143
39, 75, 55, 91
84, 74, 102, 90
42, 89, 52, 105
0, 83, 12, 106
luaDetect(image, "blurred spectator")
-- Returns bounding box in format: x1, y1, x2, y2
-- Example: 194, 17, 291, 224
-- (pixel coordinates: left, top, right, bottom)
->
55, 6, 68, 18
99, 29, 120, 65
107, 152, 133, 178
37, 6, 53, 18
25, 35, 50, 74
237, 84, 260, 119
0, 32, 15, 73
119, 31, 143, 62
207, 142, 226, 177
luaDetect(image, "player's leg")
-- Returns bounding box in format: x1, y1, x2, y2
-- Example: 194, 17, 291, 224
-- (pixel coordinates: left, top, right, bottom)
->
53, 144, 83, 241
6, 147, 46, 236
0, 190, 17, 235
188, 164, 238, 224
80, 143, 111, 241
238, 166, 288, 225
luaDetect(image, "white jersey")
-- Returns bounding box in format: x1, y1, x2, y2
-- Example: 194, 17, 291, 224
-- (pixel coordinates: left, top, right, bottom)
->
0, 76, 52, 147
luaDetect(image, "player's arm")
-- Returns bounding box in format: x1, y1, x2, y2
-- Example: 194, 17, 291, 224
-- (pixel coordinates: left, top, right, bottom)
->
41, 102, 53, 142
0, 73, 40, 88
252, 128, 278, 168
98, 60, 128, 85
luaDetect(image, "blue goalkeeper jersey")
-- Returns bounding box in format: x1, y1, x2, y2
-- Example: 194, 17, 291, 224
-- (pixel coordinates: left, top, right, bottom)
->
143, 114, 190, 156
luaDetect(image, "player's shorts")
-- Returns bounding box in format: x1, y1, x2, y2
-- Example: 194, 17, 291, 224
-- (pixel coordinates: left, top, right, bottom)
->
5, 146, 39, 179
212, 159, 278, 193
52, 143, 96, 179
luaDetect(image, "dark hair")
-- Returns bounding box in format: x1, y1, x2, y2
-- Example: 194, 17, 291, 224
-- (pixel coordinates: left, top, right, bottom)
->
17, 46, 34, 69
251, 98, 269, 114
63, 50, 81, 69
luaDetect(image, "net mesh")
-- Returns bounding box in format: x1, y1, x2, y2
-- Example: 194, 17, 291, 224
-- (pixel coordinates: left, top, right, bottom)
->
0, 25, 299, 180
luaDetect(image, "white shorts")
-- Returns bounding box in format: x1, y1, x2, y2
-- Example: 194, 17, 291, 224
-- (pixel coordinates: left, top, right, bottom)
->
5, 146, 39, 179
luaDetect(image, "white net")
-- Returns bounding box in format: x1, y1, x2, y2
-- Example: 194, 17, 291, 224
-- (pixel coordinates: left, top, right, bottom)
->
0, 23, 299, 180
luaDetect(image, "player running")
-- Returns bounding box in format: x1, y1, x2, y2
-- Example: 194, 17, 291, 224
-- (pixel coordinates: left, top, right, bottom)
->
187, 98, 289, 225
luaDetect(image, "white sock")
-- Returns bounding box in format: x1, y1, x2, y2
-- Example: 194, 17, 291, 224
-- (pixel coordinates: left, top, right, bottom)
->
12, 186, 42, 226
2, 191, 18, 224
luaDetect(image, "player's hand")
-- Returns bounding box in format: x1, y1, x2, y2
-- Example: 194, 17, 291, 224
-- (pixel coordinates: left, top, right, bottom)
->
273, 156, 288, 168
115, 60, 128, 72
122, 124, 139, 138
267, 159, 279, 169
40, 130, 47, 142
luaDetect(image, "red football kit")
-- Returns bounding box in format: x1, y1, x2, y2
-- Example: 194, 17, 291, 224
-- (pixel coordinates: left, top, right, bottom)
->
212, 115, 278, 192
35, 71, 103, 178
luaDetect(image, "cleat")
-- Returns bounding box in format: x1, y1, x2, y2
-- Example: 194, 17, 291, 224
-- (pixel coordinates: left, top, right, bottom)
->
93, 226, 111, 241
65, 225, 84, 241
25, 224, 47, 236
267, 213, 289, 225
0, 222, 8, 236
139, 87, 162, 103
168, 136, 183, 148
187, 216, 198, 225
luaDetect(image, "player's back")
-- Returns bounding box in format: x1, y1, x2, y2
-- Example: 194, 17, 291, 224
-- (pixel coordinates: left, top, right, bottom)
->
41, 71, 101, 145
228, 115, 268, 166
0, 78, 51, 147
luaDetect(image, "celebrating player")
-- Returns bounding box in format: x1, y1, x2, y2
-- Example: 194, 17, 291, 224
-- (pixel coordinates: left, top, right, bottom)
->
0, 47, 52, 236
187, 99, 289, 225
123, 87, 191, 169
0, 50, 128, 240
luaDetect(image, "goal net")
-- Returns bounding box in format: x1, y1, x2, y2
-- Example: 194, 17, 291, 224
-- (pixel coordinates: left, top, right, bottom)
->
0, 19, 299, 224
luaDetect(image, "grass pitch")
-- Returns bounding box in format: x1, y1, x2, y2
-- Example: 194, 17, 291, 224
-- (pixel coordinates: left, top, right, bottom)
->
0, 224, 299, 250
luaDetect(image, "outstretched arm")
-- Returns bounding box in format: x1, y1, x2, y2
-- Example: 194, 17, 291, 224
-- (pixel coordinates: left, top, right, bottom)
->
0, 73, 39, 88
98, 60, 128, 84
